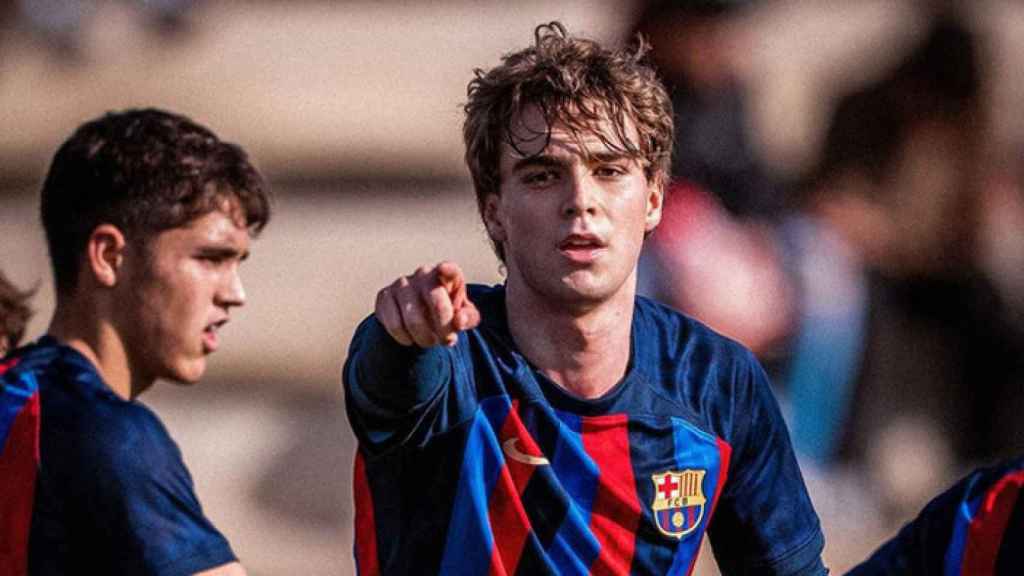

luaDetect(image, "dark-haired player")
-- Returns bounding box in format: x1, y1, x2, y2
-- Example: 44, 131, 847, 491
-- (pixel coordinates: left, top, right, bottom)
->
343, 22, 826, 575
0, 108, 270, 575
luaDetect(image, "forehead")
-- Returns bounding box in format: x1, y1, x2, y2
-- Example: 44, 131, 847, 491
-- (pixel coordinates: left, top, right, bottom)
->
154, 205, 251, 250
502, 104, 641, 161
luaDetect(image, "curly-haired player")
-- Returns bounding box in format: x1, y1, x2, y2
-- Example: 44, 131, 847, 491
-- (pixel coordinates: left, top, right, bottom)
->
344, 22, 826, 575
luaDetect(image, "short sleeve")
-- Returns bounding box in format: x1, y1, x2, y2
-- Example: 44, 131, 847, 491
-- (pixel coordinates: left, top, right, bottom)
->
708, 353, 826, 576
34, 404, 236, 575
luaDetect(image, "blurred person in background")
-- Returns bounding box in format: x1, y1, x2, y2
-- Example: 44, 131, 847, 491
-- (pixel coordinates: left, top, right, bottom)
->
632, 0, 798, 367
344, 21, 826, 576
0, 108, 269, 575
782, 12, 1024, 528
14, 0, 196, 60
0, 270, 33, 358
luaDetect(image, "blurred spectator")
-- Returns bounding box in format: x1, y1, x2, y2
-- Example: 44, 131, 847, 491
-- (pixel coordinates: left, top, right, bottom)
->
15, 0, 196, 61
635, 0, 798, 363
633, 0, 784, 218
0, 270, 33, 357
783, 12, 1024, 524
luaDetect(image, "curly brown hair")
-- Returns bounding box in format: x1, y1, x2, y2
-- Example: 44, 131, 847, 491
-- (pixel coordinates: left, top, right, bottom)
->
41, 108, 272, 296
0, 270, 34, 353
463, 21, 674, 261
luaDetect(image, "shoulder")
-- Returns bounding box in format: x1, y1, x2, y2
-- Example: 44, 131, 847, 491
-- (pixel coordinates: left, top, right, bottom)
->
633, 295, 762, 379
42, 383, 181, 485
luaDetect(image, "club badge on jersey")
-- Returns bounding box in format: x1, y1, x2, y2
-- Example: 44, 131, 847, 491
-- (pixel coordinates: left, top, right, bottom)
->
651, 469, 707, 540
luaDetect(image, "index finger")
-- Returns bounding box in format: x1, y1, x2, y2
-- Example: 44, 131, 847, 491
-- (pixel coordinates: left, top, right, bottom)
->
434, 261, 467, 309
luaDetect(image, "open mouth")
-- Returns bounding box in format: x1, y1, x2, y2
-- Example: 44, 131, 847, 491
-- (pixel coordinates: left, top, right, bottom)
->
202, 319, 227, 353
559, 234, 607, 263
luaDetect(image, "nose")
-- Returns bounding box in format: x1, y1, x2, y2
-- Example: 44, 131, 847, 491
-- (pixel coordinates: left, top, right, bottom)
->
561, 171, 597, 219
217, 267, 246, 308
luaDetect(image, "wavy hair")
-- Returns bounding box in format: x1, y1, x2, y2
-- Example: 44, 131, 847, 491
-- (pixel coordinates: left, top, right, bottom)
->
463, 22, 673, 261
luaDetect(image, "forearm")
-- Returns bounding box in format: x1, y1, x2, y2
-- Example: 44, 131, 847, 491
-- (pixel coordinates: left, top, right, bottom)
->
343, 316, 455, 450
195, 561, 247, 576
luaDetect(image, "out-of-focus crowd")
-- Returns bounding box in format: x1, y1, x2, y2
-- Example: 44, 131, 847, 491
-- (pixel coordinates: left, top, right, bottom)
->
633, 0, 1024, 561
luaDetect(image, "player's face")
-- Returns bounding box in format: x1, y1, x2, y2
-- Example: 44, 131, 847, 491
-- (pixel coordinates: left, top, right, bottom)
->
486, 105, 663, 308
117, 205, 251, 387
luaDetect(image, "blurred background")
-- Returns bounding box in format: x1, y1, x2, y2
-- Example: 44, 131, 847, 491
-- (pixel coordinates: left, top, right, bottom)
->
2, 0, 1024, 574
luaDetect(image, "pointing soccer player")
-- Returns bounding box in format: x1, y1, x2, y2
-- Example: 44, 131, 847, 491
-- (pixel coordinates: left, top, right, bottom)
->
344, 22, 826, 575
0, 109, 269, 575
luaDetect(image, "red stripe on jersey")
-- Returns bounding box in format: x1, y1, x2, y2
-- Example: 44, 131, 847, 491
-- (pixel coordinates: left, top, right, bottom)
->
0, 389, 39, 576
581, 414, 641, 576
0, 357, 19, 374
709, 438, 732, 519
961, 469, 1024, 576
487, 401, 538, 576
353, 450, 380, 576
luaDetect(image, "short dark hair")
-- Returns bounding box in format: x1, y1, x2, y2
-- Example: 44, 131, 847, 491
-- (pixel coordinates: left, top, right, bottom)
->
40, 108, 271, 296
0, 270, 34, 350
463, 22, 674, 261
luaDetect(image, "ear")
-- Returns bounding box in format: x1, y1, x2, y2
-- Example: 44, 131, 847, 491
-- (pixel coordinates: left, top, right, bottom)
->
85, 224, 127, 288
482, 194, 507, 244
644, 177, 665, 232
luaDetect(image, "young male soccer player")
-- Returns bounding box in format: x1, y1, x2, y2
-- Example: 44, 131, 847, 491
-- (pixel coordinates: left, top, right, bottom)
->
0, 108, 269, 575
344, 22, 826, 575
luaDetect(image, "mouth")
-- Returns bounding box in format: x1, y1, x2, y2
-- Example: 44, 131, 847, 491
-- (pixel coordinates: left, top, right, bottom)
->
558, 233, 607, 264
202, 319, 228, 354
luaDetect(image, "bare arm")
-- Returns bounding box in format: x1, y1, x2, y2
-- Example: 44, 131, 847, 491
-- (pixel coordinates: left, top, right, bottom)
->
195, 561, 247, 576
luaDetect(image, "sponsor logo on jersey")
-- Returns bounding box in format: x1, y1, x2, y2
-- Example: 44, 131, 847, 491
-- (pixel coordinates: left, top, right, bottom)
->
502, 438, 550, 466
651, 469, 706, 539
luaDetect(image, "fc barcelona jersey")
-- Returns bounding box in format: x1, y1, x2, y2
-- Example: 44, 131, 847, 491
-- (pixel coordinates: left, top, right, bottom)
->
849, 455, 1024, 576
0, 337, 237, 575
344, 284, 826, 575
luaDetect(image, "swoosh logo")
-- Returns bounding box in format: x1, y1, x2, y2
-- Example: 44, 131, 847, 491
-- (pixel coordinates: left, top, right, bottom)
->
502, 438, 550, 466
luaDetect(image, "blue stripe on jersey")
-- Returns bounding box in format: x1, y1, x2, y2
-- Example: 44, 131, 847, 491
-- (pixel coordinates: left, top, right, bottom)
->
439, 405, 507, 575
1, 370, 38, 450
944, 474, 985, 576
668, 416, 723, 574
547, 410, 601, 575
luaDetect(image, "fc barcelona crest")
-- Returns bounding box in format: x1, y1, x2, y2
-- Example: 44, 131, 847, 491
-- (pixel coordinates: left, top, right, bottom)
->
651, 469, 706, 540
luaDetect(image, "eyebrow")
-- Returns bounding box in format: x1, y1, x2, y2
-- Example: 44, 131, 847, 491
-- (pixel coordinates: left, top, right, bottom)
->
195, 245, 250, 261
511, 151, 635, 173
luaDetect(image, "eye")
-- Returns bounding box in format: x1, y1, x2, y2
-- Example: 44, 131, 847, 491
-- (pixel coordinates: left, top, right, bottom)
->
521, 169, 559, 188
595, 164, 628, 179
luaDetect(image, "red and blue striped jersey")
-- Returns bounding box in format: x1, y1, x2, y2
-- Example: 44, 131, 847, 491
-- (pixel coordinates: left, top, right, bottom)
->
0, 337, 237, 575
849, 455, 1024, 576
344, 284, 826, 575
0, 352, 39, 576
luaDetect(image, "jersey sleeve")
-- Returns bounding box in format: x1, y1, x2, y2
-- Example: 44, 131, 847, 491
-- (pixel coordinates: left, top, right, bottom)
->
707, 351, 827, 576
849, 455, 1024, 575
343, 315, 475, 456
34, 405, 236, 576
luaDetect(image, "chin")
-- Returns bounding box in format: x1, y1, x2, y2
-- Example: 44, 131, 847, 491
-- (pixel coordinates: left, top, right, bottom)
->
166, 360, 207, 385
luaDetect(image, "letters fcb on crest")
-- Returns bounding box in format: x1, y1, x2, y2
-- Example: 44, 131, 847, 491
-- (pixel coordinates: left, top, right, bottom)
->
651, 469, 707, 540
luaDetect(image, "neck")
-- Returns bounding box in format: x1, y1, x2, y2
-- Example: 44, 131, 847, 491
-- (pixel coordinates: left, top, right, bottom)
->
505, 278, 635, 399
47, 300, 147, 400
